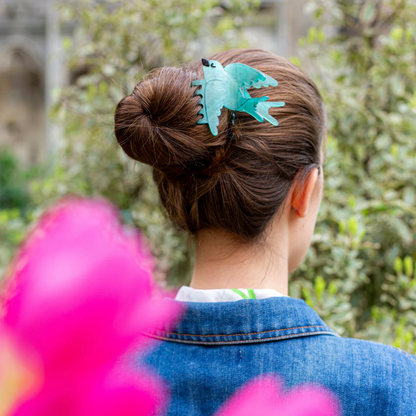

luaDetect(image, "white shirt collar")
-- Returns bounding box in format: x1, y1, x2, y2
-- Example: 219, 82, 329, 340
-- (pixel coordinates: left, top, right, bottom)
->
175, 286, 287, 303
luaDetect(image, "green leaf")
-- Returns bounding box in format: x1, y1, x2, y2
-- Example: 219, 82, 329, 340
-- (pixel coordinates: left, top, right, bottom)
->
361, 3, 376, 23
394, 257, 403, 275
315, 276, 326, 302
404, 256, 414, 278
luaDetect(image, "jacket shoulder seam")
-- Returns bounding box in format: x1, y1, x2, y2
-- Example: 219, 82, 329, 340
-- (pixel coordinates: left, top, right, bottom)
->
143, 330, 338, 345
147, 324, 331, 338
385, 344, 416, 363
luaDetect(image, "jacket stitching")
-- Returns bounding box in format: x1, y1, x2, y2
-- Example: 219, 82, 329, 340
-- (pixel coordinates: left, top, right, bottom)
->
144, 330, 337, 345
386, 345, 416, 363
147, 324, 330, 338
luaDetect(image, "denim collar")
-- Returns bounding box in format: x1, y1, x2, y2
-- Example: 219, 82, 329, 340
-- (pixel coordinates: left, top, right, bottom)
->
145, 296, 339, 346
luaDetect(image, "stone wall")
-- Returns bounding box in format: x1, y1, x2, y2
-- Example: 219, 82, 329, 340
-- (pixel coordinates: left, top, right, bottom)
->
0, 0, 47, 165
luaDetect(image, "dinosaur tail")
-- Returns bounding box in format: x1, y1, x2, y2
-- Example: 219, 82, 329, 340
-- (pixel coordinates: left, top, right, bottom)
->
256, 101, 285, 126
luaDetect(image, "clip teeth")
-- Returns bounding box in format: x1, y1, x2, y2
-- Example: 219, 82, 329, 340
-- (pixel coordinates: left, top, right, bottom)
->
196, 96, 207, 121
197, 108, 207, 122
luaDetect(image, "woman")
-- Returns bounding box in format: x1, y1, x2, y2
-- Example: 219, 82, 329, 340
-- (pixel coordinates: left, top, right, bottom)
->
114, 49, 416, 415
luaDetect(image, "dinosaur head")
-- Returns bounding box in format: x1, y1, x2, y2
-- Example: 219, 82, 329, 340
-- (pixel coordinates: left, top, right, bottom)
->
201, 59, 224, 81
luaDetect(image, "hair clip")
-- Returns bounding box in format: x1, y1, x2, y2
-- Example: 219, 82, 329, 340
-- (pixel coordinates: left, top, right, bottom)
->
192, 58, 285, 136
229, 111, 236, 141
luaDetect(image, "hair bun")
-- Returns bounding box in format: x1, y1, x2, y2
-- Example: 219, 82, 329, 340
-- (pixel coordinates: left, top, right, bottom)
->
114, 67, 227, 178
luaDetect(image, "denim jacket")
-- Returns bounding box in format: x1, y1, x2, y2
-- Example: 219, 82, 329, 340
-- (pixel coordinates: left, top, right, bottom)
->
142, 296, 416, 416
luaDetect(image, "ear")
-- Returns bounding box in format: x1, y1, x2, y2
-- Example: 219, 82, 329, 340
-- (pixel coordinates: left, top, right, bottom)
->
291, 168, 320, 218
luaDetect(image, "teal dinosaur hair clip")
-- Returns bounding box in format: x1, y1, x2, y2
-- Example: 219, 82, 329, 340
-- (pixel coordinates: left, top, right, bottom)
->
192, 58, 285, 136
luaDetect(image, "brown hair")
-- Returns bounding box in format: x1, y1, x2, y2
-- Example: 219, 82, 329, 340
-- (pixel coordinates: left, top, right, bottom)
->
114, 49, 325, 243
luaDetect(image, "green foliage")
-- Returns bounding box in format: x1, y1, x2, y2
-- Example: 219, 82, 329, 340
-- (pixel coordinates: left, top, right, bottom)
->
31, 0, 260, 285
0, 209, 27, 278
292, 0, 416, 350
0, 151, 42, 277
2, 0, 415, 355
0, 151, 33, 210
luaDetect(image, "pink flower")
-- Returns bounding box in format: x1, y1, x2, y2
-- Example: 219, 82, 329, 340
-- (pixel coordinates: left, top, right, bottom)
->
0, 198, 182, 416
215, 375, 341, 416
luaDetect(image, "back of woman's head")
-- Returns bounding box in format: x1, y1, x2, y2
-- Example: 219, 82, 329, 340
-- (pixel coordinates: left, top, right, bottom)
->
114, 48, 325, 243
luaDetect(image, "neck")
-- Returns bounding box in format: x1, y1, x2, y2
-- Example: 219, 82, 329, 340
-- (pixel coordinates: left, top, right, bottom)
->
190, 226, 289, 296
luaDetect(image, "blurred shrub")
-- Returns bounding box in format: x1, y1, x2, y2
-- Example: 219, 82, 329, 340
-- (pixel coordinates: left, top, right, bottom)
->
0, 151, 33, 210
0, 208, 29, 278
29, 0, 260, 286
0, 151, 42, 277
2, 0, 416, 354
290, 0, 416, 352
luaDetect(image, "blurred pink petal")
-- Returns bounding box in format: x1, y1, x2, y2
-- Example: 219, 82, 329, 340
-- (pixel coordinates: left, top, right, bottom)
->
0, 198, 182, 416
12, 367, 163, 416
215, 375, 340, 416
0, 325, 42, 416
277, 384, 340, 416
83, 368, 164, 416
215, 375, 282, 416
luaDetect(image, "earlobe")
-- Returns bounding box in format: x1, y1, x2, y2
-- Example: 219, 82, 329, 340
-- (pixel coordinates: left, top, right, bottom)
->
291, 168, 319, 218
